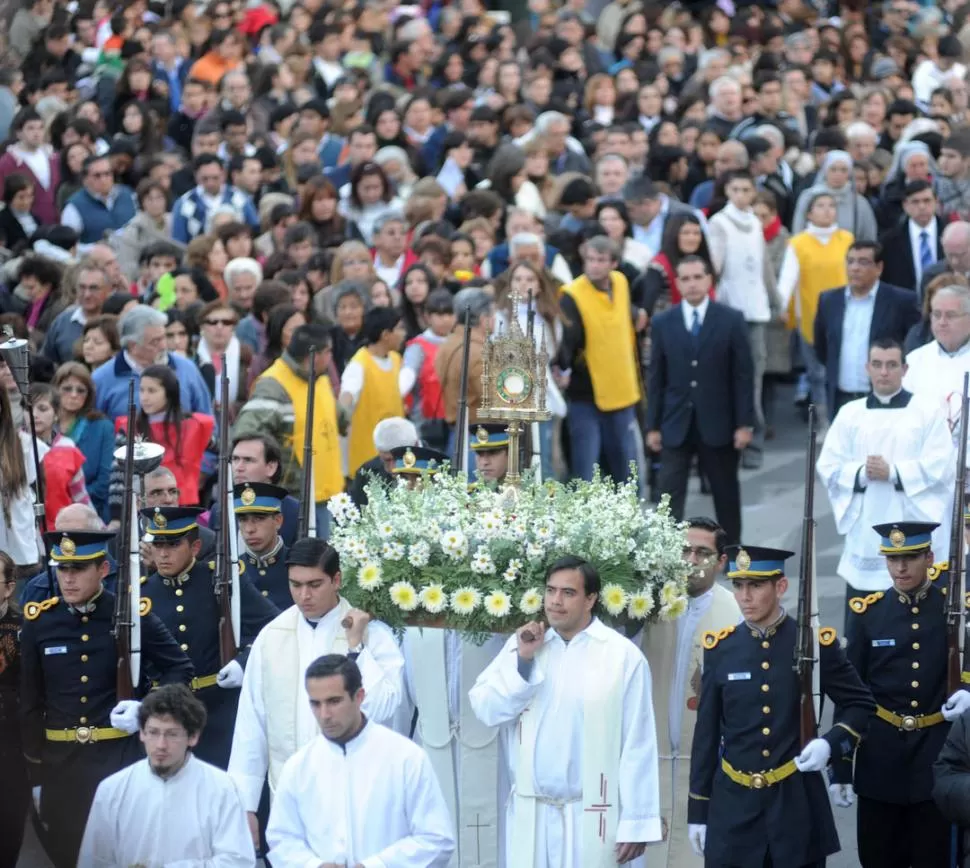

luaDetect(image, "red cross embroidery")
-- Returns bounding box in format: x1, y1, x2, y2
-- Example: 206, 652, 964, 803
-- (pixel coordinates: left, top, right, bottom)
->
584, 774, 614, 842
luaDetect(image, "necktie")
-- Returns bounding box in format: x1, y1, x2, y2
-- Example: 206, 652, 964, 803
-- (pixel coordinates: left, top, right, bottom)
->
691, 309, 701, 338
919, 230, 933, 272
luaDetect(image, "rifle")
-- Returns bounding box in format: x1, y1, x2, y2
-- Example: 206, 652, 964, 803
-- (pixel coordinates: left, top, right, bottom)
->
794, 405, 820, 748
215, 355, 239, 665
947, 373, 970, 695
114, 380, 138, 701
297, 348, 317, 538
452, 308, 472, 474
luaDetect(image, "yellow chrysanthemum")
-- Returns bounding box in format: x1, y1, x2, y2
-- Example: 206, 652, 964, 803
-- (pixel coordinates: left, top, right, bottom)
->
484, 590, 512, 618
420, 584, 447, 614
519, 588, 543, 615
389, 581, 419, 611
627, 591, 654, 620
451, 587, 481, 615
358, 562, 383, 590
602, 583, 628, 616
660, 581, 680, 605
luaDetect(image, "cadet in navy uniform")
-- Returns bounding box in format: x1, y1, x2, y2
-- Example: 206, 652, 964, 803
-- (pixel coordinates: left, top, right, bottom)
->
687, 545, 874, 868
830, 521, 970, 868
469, 423, 510, 483
139, 506, 278, 769
235, 482, 291, 610
19, 530, 193, 868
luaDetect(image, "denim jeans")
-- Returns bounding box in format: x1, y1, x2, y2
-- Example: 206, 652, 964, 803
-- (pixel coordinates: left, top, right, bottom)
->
567, 402, 641, 485
797, 334, 828, 419
314, 504, 332, 540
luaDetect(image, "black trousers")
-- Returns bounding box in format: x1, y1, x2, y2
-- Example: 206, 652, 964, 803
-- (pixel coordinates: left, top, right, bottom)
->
0, 740, 29, 868
656, 422, 742, 544
857, 795, 951, 868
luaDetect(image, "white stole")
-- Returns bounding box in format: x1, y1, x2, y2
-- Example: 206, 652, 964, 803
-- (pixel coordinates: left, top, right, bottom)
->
410, 630, 500, 868
260, 598, 355, 794
511, 635, 625, 868
197, 334, 241, 405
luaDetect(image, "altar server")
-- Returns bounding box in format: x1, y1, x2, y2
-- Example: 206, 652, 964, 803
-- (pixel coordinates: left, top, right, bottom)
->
266, 654, 455, 867
469, 555, 663, 868
817, 338, 956, 614
79, 684, 255, 868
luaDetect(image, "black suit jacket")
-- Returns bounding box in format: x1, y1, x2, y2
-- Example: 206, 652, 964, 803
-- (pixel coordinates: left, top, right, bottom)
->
813, 281, 921, 417
646, 301, 755, 448
878, 217, 946, 291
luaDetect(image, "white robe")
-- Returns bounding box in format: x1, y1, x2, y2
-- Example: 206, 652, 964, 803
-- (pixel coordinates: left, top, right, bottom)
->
468, 618, 662, 868
816, 394, 956, 591
78, 754, 255, 868
266, 721, 456, 867
903, 340, 970, 448
227, 602, 404, 811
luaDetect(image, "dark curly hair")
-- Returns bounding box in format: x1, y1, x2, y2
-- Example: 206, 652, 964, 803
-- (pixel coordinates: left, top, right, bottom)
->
137, 683, 208, 736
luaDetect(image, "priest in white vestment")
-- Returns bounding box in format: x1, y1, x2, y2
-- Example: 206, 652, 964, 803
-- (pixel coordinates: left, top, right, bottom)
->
469, 556, 663, 868
640, 517, 741, 867
227, 538, 404, 822
903, 284, 970, 448
396, 629, 508, 868
266, 653, 455, 867
820, 339, 956, 605
79, 684, 255, 868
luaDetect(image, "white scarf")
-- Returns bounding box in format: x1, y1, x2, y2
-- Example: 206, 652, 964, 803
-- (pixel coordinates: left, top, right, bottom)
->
804, 221, 840, 244
196, 334, 240, 405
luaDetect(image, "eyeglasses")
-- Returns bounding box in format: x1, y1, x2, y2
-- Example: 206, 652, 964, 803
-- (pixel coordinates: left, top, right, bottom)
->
343, 258, 371, 266
204, 318, 237, 327
931, 310, 968, 322
88, 170, 113, 178
683, 546, 717, 559
77, 283, 103, 292
59, 384, 88, 395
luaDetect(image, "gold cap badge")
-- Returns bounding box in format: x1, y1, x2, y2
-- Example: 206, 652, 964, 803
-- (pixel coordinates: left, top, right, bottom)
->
153, 508, 167, 529
476, 426, 490, 444
403, 448, 416, 468
736, 549, 751, 571
890, 528, 906, 548
60, 536, 76, 556
241, 486, 256, 506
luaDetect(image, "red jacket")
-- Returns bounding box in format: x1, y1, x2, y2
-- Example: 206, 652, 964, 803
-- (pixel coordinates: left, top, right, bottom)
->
0, 148, 60, 226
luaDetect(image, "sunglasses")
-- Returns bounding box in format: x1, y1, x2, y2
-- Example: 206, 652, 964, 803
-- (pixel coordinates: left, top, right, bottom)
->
204, 318, 237, 327
59, 384, 88, 394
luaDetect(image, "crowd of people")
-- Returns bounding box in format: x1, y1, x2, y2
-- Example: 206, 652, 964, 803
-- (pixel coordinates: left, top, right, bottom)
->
7, 0, 970, 864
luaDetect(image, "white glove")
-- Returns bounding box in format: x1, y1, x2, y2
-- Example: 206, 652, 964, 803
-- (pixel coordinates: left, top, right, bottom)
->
828, 782, 855, 808
217, 660, 244, 689
688, 823, 706, 857
943, 689, 970, 721
794, 737, 832, 772
32, 786, 40, 813
109, 699, 141, 734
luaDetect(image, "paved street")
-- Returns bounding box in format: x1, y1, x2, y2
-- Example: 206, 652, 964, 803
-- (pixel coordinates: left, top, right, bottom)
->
17, 385, 862, 868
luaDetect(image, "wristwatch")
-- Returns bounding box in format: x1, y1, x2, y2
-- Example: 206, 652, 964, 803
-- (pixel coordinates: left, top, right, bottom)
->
348, 642, 365, 660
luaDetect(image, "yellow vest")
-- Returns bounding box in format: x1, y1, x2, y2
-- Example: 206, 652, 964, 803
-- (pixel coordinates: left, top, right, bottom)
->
788, 229, 854, 344
562, 271, 641, 411
347, 348, 405, 476
264, 357, 343, 503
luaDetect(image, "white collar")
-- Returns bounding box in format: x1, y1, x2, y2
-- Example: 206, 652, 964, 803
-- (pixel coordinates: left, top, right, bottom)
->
681, 296, 710, 323
872, 387, 902, 404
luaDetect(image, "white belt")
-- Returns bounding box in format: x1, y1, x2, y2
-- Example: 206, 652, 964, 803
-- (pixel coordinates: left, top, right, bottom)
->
533, 794, 582, 808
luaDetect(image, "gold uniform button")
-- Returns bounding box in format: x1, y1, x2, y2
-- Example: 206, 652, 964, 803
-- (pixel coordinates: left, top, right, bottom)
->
761, 684, 770, 693
912, 681, 920, 688
761, 661, 770, 670
180, 643, 189, 651
80, 654, 88, 662
912, 607, 919, 614
262, 590, 269, 596
179, 624, 187, 632
912, 662, 920, 669
79, 717, 87, 724
81, 616, 89, 623
762, 706, 771, 714
259, 569, 266, 576
176, 605, 184, 613
911, 700, 919, 708
175, 589, 183, 597
762, 749, 770, 758
912, 623, 919, 630
913, 642, 921, 650
762, 727, 771, 736
761, 641, 769, 649
80, 696, 87, 703
80, 675, 88, 683
81, 634, 89, 642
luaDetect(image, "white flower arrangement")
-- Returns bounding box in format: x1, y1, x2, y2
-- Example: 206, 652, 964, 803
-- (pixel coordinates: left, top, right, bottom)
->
328, 471, 691, 634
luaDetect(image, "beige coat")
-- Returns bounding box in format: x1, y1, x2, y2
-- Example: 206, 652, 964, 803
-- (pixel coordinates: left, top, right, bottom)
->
641, 583, 741, 867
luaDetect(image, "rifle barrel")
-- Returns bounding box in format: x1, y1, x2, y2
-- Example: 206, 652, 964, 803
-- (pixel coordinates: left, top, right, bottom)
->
453, 308, 473, 470
114, 379, 137, 701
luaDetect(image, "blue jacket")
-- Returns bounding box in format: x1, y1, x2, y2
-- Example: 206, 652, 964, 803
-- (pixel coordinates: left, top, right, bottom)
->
647, 301, 755, 448
486, 242, 559, 278
171, 185, 259, 244
813, 281, 921, 420
318, 134, 344, 170
67, 187, 137, 245
40, 304, 84, 366
69, 415, 116, 522
324, 162, 352, 190
92, 352, 213, 420
420, 125, 449, 175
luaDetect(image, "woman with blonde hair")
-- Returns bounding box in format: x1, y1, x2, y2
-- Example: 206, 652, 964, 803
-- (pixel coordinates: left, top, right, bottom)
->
492, 260, 566, 479
314, 240, 376, 320
583, 73, 618, 126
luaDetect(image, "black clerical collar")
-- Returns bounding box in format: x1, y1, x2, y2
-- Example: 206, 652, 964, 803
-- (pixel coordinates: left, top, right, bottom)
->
326, 715, 369, 753
866, 389, 912, 409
